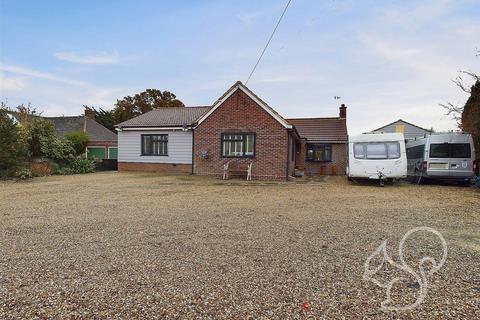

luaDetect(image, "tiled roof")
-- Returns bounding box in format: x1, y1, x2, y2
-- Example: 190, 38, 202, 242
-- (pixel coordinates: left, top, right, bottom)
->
117, 106, 211, 128
287, 117, 348, 142
85, 118, 118, 142
7, 111, 117, 142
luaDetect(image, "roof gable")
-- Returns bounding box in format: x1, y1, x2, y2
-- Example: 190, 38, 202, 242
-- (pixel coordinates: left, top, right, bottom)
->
196, 81, 292, 129
373, 119, 431, 133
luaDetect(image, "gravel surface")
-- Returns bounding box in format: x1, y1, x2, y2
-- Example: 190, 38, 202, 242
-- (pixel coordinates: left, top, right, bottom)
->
0, 172, 479, 319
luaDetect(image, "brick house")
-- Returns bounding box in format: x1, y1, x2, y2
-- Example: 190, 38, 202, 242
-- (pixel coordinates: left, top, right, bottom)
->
117, 81, 348, 180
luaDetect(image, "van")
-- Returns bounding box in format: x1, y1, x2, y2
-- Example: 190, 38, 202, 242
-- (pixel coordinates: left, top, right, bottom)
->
406, 133, 477, 185
347, 133, 407, 186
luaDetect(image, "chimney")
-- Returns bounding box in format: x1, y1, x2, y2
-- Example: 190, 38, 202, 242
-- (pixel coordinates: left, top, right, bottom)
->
84, 107, 95, 119
339, 104, 347, 118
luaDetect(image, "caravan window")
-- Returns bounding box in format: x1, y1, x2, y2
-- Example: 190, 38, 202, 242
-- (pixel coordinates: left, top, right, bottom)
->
366, 143, 387, 159
354, 144, 365, 159
354, 142, 401, 159
387, 142, 400, 159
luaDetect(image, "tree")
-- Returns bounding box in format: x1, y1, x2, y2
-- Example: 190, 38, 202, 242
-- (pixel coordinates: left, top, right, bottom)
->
440, 50, 479, 159
26, 118, 74, 161
0, 108, 27, 176
83, 106, 116, 132
113, 89, 185, 123
461, 81, 480, 160
63, 131, 89, 156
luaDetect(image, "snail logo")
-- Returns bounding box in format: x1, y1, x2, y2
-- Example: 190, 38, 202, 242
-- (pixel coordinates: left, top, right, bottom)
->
363, 227, 447, 311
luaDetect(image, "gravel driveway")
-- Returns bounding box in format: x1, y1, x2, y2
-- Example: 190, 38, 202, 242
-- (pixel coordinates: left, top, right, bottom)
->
1, 172, 479, 319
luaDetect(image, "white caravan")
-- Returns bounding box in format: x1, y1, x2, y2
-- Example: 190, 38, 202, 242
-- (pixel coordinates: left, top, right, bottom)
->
347, 133, 407, 186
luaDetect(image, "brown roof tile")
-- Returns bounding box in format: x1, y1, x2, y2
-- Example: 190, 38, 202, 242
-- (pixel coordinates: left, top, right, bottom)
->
287, 117, 348, 142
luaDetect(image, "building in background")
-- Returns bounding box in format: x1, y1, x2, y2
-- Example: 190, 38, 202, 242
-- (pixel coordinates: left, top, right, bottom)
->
371, 119, 431, 140
9, 108, 118, 160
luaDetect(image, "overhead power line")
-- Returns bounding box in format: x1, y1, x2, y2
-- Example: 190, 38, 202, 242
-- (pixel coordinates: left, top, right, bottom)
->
245, 0, 293, 85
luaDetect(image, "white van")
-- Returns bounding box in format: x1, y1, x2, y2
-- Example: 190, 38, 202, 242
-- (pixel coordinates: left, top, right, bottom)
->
406, 133, 477, 185
347, 133, 407, 186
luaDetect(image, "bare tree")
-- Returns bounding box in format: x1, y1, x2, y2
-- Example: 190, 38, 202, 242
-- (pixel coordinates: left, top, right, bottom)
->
440, 51, 479, 127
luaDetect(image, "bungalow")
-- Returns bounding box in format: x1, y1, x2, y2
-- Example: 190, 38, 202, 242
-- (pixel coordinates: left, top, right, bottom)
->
116, 81, 348, 180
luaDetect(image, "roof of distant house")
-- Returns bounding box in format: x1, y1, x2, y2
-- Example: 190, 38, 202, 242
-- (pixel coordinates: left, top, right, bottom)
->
116, 106, 212, 128
7, 111, 117, 142
372, 119, 431, 133
287, 117, 348, 142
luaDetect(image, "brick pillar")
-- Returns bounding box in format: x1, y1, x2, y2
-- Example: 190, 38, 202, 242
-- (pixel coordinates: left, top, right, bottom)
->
296, 140, 307, 170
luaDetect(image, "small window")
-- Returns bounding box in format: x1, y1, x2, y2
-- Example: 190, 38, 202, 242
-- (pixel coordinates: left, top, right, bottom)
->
141, 134, 168, 156
306, 144, 332, 162
222, 133, 255, 157
430, 144, 450, 158
354, 143, 365, 159
450, 143, 471, 158
387, 142, 400, 159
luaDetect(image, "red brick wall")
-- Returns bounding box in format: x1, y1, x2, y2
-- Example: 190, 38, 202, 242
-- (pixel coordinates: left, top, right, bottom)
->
304, 143, 347, 175
194, 89, 290, 181
118, 162, 192, 174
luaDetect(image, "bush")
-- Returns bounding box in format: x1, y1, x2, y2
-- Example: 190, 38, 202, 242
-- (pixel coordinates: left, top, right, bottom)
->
63, 131, 89, 156
0, 109, 28, 175
57, 158, 95, 175
15, 167, 33, 180
27, 118, 75, 162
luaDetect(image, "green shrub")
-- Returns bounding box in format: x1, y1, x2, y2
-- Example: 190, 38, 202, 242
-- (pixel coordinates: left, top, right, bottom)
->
27, 118, 75, 162
15, 167, 33, 180
0, 109, 28, 175
56, 167, 75, 175
57, 158, 95, 175
63, 131, 89, 156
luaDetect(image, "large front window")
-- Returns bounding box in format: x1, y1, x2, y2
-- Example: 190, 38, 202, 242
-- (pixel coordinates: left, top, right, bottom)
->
141, 134, 168, 156
222, 133, 255, 157
306, 144, 332, 162
354, 142, 400, 160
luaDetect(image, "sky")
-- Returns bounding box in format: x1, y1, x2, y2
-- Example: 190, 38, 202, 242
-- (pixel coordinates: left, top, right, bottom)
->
0, 0, 479, 134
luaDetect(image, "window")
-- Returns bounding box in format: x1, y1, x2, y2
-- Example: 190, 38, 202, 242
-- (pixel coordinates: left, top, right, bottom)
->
306, 144, 332, 162
450, 143, 471, 158
407, 145, 425, 159
222, 133, 255, 157
141, 134, 168, 156
354, 142, 401, 160
429, 144, 450, 158
366, 143, 387, 159
387, 142, 400, 159
430, 143, 471, 158
354, 143, 365, 159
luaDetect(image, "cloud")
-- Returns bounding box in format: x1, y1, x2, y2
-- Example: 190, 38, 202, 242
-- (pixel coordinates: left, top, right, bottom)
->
54, 50, 120, 64
0, 63, 87, 86
0, 73, 27, 92
0, 63, 127, 115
